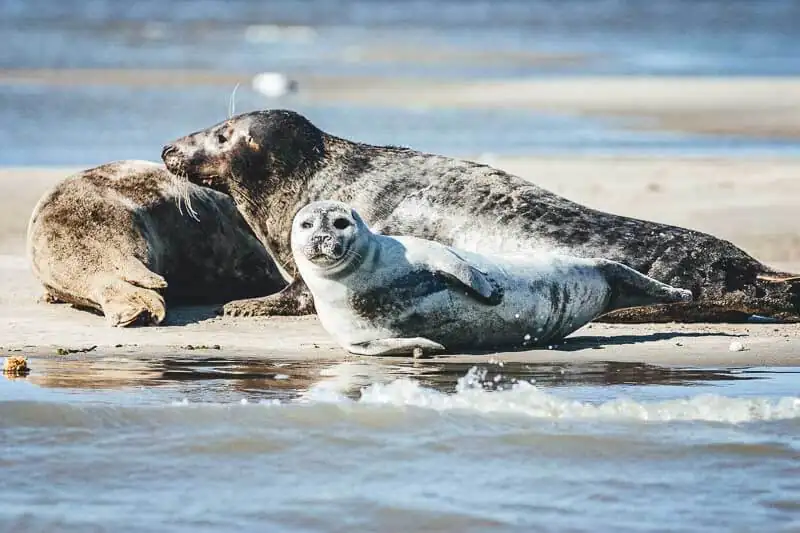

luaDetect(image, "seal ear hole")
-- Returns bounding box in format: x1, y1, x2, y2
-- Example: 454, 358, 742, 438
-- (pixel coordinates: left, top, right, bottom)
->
333, 218, 351, 230
216, 132, 228, 144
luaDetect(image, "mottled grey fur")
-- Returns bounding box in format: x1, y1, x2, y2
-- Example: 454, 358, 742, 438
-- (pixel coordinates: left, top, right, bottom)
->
27, 160, 284, 326
163, 109, 800, 322
292, 201, 693, 355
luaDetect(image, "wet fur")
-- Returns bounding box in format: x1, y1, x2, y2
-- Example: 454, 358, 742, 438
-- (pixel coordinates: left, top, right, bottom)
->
163, 110, 800, 323
27, 160, 284, 326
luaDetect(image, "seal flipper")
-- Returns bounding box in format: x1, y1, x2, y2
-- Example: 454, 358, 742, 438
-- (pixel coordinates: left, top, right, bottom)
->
118, 258, 168, 290
427, 248, 501, 304
595, 259, 693, 311
98, 280, 167, 327
221, 278, 313, 317
346, 337, 446, 356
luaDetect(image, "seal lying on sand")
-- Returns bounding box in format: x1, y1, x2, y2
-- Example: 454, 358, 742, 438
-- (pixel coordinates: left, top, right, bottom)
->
27, 160, 284, 326
291, 201, 693, 355
162, 109, 800, 322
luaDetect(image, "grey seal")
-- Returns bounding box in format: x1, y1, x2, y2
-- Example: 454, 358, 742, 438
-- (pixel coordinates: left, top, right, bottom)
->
291, 201, 693, 355
27, 160, 284, 326
162, 109, 800, 322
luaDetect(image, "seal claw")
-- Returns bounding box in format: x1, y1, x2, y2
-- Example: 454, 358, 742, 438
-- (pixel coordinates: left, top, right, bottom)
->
102, 285, 166, 327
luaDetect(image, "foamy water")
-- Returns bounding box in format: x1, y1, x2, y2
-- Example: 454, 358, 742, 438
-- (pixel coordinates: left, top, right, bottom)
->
2, 358, 799, 532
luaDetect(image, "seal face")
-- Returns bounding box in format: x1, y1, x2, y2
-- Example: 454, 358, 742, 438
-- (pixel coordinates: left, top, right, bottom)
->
164, 109, 800, 323
27, 160, 284, 326
293, 204, 354, 268
291, 201, 693, 356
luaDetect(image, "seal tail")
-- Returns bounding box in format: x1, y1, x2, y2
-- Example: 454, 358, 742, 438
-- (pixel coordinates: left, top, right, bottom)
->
117, 258, 168, 290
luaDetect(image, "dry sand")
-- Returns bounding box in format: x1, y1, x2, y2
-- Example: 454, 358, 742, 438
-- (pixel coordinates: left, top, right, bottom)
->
2, 158, 800, 367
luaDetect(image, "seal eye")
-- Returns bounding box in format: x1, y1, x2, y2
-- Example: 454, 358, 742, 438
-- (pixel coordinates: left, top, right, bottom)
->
216, 132, 228, 144
300, 220, 313, 229
332, 218, 351, 230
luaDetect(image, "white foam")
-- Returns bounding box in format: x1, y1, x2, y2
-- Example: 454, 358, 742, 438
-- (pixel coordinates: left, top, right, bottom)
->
355, 367, 800, 424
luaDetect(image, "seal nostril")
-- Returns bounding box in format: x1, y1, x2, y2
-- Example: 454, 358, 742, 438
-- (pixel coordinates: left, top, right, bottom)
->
161, 145, 174, 159
332, 243, 343, 256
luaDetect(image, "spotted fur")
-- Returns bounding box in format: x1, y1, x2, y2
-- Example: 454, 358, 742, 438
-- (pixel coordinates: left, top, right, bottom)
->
163, 110, 800, 322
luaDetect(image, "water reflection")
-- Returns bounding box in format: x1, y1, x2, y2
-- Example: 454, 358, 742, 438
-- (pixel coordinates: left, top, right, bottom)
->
3, 353, 769, 404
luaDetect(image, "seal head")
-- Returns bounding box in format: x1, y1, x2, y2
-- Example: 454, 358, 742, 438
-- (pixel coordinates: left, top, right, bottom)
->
162, 110, 324, 197
290, 201, 371, 279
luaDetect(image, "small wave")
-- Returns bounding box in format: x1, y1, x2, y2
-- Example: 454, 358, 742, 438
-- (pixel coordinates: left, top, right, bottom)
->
355, 367, 800, 424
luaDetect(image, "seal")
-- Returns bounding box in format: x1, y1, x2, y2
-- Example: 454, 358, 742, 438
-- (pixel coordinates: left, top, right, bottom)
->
162, 109, 800, 323
27, 160, 284, 326
291, 201, 693, 355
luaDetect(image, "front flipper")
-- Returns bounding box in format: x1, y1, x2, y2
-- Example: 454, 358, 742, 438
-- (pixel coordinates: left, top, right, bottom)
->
427, 248, 501, 304
346, 337, 446, 357
221, 278, 315, 317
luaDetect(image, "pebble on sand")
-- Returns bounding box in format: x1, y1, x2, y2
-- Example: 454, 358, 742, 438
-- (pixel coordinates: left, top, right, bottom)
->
728, 341, 746, 352
3, 355, 29, 376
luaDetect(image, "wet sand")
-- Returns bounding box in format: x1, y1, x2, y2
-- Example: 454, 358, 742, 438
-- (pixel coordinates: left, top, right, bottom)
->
3, 158, 800, 366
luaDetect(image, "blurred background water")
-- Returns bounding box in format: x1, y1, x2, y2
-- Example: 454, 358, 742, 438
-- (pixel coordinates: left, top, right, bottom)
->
3, 0, 800, 165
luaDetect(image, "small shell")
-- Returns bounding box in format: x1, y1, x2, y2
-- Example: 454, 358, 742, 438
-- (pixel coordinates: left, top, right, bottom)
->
3, 356, 30, 376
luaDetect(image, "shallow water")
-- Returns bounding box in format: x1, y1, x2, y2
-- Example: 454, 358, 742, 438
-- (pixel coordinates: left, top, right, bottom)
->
2, 355, 798, 532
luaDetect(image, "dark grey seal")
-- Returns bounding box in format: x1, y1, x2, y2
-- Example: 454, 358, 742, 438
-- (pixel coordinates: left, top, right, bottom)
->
27, 160, 284, 326
162, 109, 800, 323
292, 201, 692, 356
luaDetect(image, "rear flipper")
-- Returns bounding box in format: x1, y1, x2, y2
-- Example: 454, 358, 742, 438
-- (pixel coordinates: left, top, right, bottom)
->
346, 337, 446, 357
595, 259, 693, 312
97, 280, 167, 327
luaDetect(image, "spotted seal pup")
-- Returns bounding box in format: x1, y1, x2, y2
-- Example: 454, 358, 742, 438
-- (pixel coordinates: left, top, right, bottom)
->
291, 201, 693, 355
27, 160, 284, 326
162, 109, 800, 322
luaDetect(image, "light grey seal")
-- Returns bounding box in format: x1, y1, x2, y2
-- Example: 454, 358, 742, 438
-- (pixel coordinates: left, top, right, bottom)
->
291, 201, 693, 355
27, 160, 284, 326
162, 109, 800, 322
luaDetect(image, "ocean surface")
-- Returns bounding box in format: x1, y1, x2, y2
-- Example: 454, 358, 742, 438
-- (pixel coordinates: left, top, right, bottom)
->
2, 1, 800, 531
2, 356, 799, 532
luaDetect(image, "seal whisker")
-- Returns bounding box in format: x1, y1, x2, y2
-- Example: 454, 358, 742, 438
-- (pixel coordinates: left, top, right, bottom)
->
169, 167, 200, 221
228, 82, 241, 119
